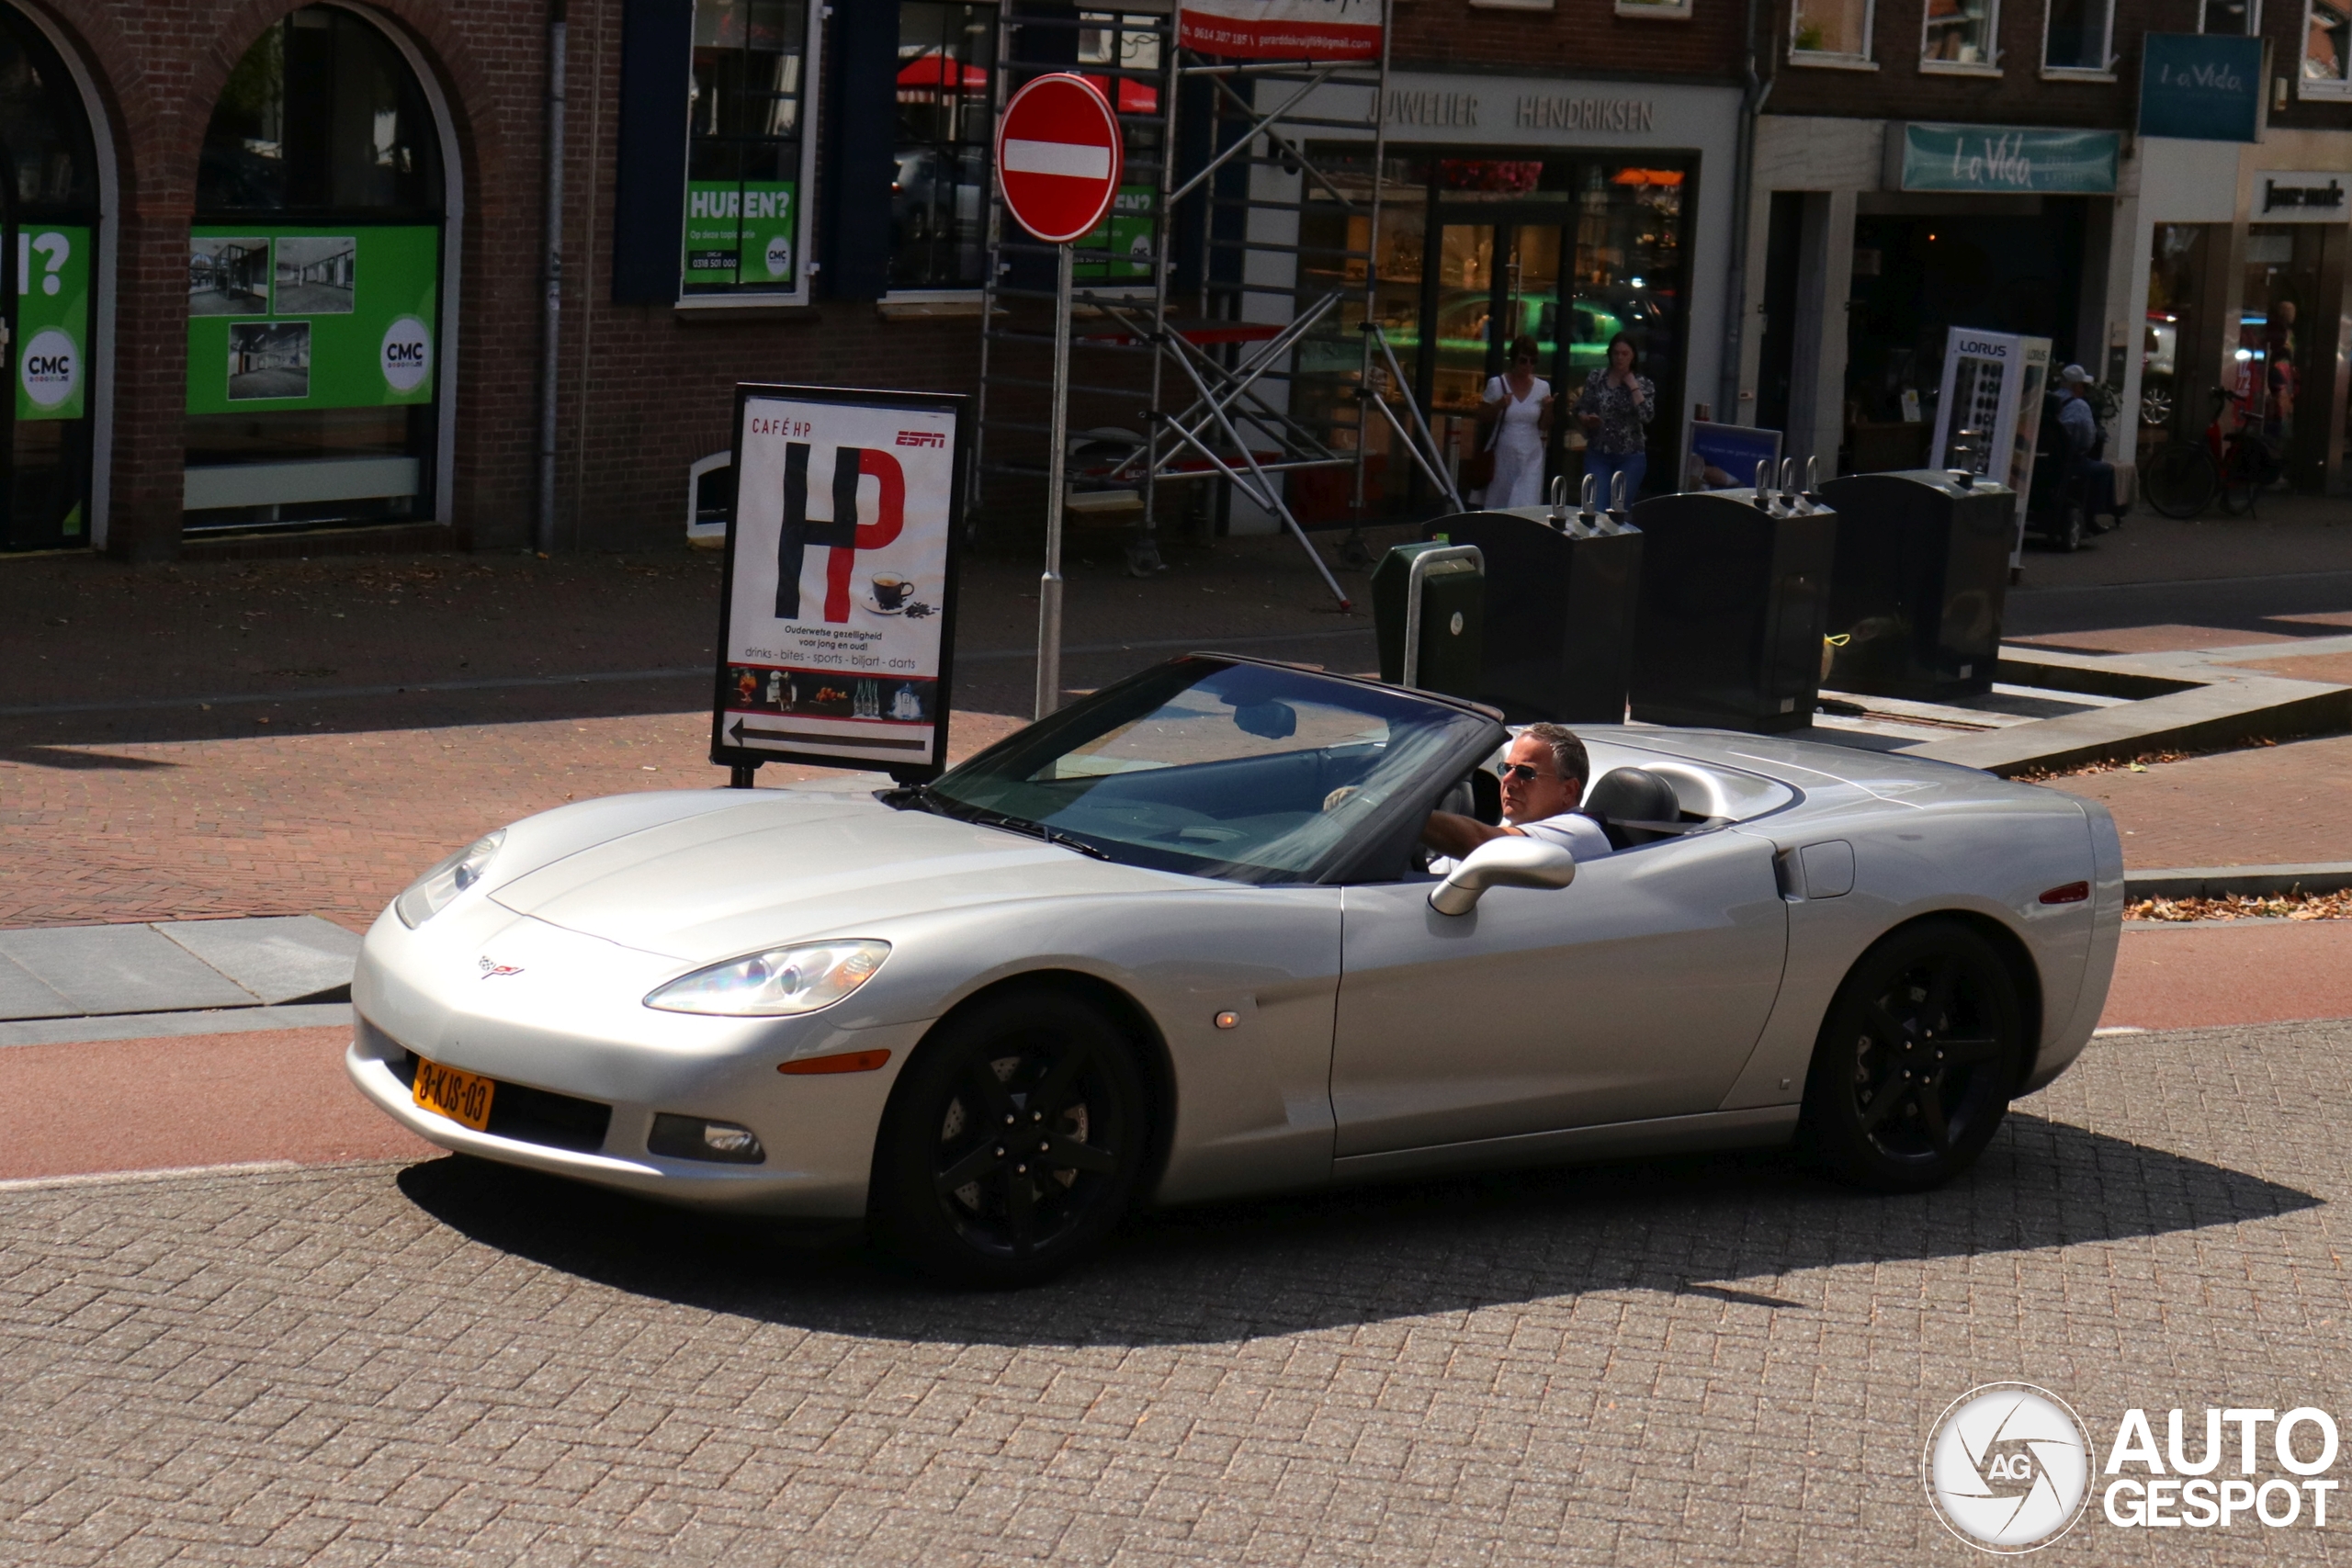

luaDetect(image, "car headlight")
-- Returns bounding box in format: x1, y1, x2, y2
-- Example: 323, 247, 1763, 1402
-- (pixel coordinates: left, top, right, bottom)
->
643, 940, 891, 1017
394, 830, 506, 929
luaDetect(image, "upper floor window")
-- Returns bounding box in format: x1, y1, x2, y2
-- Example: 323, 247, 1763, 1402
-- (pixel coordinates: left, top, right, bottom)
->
1791, 0, 1872, 57
2307, 0, 2352, 85
2202, 0, 2259, 31
2044, 0, 2113, 69
1923, 0, 1997, 64
685, 0, 813, 296
198, 6, 443, 215
894, 2, 995, 290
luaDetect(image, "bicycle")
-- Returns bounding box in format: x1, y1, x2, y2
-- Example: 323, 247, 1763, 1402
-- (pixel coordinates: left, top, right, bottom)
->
2140, 386, 2282, 518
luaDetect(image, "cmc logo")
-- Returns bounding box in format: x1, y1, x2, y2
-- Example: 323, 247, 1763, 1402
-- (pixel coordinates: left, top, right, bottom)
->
763, 233, 792, 278
1925, 1384, 2093, 1552
895, 430, 947, 448
18, 327, 77, 410
380, 315, 433, 392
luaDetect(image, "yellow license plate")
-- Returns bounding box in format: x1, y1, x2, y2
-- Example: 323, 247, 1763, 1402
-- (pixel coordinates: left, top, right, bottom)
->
412, 1055, 495, 1131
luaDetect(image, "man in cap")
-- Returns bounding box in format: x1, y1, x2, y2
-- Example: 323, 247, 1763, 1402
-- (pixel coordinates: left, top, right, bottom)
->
2054, 365, 2121, 528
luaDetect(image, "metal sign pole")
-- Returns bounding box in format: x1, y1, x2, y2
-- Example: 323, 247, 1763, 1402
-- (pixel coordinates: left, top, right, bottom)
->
1035, 241, 1075, 719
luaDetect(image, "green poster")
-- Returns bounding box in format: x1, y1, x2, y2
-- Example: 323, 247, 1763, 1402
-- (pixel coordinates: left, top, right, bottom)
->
684, 181, 797, 289
17, 224, 91, 422
1074, 186, 1155, 281
186, 225, 439, 415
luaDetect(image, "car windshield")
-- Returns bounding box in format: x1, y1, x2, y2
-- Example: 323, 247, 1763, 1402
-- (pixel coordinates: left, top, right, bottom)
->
922, 659, 1492, 883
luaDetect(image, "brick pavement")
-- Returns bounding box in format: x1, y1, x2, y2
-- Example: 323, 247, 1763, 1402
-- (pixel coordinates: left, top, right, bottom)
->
2043, 730, 2352, 870
0, 1019, 2346, 1564
0, 709, 1023, 932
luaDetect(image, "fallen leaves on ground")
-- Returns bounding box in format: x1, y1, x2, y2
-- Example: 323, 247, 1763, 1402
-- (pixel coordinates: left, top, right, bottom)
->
2128, 889, 2352, 921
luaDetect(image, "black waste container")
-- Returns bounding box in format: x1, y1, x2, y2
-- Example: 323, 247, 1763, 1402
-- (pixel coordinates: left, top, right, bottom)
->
1626, 488, 1838, 733
1372, 540, 1485, 698
1419, 503, 1643, 723
1818, 469, 2014, 700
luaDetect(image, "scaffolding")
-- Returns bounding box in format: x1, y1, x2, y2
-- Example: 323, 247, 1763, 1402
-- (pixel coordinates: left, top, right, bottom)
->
970, 1, 1462, 613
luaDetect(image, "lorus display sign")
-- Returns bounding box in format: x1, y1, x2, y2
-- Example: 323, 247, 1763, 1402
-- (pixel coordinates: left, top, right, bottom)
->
712, 384, 967, 781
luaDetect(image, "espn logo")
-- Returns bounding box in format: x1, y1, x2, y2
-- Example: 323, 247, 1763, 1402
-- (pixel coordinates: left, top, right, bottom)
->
895, 430, 947, 448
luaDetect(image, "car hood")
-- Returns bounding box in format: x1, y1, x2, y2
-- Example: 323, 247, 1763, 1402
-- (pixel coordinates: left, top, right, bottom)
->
487, 792, 1189, 961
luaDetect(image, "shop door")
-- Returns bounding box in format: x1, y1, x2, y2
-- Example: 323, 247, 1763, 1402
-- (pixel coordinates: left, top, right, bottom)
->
1420, 221, 1566, 495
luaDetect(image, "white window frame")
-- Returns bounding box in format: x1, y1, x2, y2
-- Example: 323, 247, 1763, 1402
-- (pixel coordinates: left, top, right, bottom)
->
1788, 0, 1879, 66
2041, 0, 2118, 76
2199, 0, 2262, 30
2301, 0, 2352, 95
1612, 0, 1695, 21
1919, 0, 2003, 73
673, 0, 825, 311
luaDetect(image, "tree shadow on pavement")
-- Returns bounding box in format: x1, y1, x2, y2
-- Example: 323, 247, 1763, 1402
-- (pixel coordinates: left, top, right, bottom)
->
393, 1110, 2319, 1348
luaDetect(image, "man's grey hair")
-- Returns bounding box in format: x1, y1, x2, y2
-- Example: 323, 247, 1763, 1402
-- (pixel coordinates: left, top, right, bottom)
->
1519, 723, 1589, 795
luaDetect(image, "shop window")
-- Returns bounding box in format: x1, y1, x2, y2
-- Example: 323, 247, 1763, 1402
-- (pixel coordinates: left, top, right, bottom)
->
893, 3, 994, 290
187, 6, 446, 535
2304, 0, 2352, 86
2043, 0, 2113, 70
1070, 13, 1162, 288
0, 3, 101, 553
684, 0, 815, 297
2143, 224, 2210, 439
2201, 0, 2258, 31
1790, 0, 1873, 58
1922, 0, 1997, 65
1289, 149, 1691, 516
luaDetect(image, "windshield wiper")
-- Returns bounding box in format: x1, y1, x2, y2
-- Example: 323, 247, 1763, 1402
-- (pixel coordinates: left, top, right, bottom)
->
881, 784, 1108, 859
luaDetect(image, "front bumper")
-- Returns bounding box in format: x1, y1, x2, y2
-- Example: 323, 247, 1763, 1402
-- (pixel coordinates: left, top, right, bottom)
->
345, 905, 926, 1218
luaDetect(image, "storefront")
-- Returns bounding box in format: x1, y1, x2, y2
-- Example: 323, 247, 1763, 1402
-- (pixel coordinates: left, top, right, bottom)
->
0, 2, 107, 553
181, 5, 456, 535
1286, 73, 1740, 514
2133, 134, 2352, 492
1745, 116, 2131, 482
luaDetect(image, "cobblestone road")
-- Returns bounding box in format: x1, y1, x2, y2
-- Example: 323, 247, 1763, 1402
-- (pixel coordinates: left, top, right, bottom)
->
5, 1020, 2348, 1565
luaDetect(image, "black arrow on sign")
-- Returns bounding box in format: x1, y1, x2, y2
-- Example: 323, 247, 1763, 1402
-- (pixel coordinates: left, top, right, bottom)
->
729, 717, 928, 752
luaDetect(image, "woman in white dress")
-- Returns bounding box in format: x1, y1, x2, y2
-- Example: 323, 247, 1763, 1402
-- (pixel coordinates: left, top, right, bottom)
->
1478, 334, 1554, 510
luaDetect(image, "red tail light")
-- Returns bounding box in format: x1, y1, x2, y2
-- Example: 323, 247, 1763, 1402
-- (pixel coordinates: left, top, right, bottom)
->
2039, 881, 2090, 905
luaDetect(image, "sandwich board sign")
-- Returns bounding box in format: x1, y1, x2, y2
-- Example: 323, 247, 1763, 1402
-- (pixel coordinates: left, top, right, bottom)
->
710, 383, 967, 782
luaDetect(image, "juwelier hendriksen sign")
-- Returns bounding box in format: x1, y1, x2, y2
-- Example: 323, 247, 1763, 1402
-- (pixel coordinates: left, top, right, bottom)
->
711, 384, 967, 781
185, 226, 438, 414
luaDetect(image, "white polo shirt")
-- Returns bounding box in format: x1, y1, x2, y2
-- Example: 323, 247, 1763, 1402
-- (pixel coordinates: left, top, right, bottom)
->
1430, 811, 1613, 875
1512, 811, 1617, 862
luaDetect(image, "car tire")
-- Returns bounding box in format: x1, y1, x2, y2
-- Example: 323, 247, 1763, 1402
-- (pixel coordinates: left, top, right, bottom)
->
1798, 919, 2025, 1193
870, 987, 1150, 1288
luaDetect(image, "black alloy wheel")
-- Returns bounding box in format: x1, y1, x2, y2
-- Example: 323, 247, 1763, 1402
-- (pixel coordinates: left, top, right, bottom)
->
1800, 919, 2025, 1192
871, 988, 1148, 1287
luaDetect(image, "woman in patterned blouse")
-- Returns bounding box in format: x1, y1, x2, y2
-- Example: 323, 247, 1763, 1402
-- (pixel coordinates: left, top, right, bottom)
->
1575, 333, 1656, 507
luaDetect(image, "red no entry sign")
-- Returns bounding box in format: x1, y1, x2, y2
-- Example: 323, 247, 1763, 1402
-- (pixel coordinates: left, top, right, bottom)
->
996, 73, 1124, 245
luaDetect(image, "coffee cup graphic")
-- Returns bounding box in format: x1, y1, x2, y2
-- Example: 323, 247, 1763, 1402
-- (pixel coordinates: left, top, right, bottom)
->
872, 574, 912, 611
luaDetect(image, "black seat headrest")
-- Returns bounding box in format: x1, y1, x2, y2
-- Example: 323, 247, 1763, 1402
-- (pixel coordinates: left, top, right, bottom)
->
1582, 767, 1685, 846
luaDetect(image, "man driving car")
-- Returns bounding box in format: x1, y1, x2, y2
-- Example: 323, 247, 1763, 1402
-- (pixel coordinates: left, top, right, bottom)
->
1421, 723, 1612, 865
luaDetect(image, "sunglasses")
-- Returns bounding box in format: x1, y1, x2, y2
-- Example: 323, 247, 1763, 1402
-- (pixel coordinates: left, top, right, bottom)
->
1496, 761, 1549, 783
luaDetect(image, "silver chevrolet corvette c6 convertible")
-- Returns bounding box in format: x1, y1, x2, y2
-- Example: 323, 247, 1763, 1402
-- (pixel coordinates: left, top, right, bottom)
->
348, 654, 2124, 1285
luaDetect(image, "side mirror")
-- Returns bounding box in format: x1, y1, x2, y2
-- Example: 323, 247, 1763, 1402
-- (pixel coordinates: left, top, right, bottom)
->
1429, 836, 1577, 916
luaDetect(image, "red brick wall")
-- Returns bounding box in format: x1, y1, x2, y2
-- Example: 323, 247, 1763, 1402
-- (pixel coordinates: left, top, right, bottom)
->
1760, 0, 2352, 133
1391, 0, 1745, 81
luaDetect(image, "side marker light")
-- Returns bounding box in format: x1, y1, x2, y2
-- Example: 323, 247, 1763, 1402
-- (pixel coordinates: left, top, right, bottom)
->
2039, 881, 2090, 905
778, 1049, 892, 1075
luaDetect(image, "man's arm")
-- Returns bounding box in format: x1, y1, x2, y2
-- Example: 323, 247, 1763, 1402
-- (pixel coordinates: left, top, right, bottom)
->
1421, 811, 1522, 860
